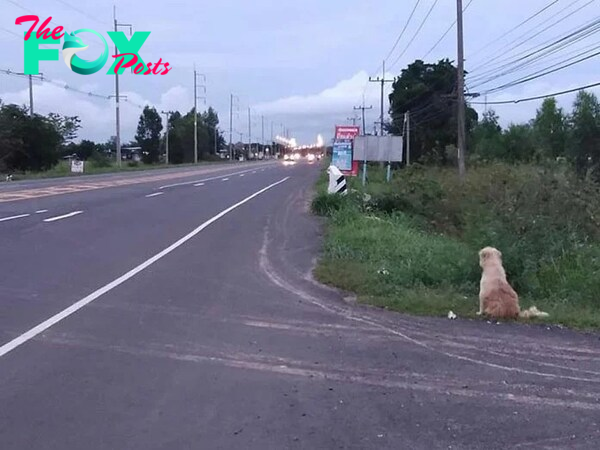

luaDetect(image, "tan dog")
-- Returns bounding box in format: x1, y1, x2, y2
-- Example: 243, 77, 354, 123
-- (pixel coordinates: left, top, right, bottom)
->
478, 247, 549, 319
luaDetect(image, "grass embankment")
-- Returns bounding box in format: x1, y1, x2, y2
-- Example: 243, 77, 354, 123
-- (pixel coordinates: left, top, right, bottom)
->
312, 162, 600, 329
6, 159, 223, 181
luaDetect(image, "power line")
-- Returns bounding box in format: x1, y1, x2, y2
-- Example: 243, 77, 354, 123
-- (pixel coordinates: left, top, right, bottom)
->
479, 48, 600, 95
468, 0, 597, 74
468, 0, 562, 60
389, 0, 440, 70
52, 0, 111, 27
470, 39, 600, 91
422, 0, 475, 60
383, 0, 422, 64
470, 81, 600, 104
468, 17, 600, 88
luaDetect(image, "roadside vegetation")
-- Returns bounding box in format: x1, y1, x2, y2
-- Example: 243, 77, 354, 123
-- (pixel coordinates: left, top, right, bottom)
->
313, 60, 600, 330
0, 101, 281, 181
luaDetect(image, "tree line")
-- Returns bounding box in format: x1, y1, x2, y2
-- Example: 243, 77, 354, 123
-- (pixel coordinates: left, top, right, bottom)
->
0, 101, 228, 173
388, 59, 600, 178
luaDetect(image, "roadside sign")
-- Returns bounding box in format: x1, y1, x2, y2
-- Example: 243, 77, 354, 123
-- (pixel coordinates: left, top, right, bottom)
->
70, 160, 84, 173
335, 125, 360, 140
331, 141, 353, 172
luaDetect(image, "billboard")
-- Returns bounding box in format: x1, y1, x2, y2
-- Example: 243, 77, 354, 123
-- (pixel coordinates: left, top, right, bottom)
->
331, 140, 353, 172
335, 125, 360, 140
353, 135, 403, 162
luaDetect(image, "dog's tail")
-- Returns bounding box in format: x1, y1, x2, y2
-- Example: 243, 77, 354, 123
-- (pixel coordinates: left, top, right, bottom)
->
519, 306, 549, 319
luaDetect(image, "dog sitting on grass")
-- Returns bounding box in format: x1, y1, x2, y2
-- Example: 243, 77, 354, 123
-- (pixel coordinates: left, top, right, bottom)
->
478, 247, 549, 320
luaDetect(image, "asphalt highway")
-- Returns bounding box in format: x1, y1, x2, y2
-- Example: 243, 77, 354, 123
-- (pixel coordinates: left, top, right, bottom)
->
1, 160, 599, 449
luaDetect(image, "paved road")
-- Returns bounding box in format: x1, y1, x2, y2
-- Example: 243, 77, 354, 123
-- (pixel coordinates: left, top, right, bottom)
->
0, 161, 599, 449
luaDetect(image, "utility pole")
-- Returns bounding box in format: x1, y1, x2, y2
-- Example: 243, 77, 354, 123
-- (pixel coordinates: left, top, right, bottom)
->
456, 0, 467, 179
214, 126, 218, 156
193, 69, 206, 164
354, 103, 373, 135
248, 107, 252, 158
161, 111, 170, 164
369, 60, 394, 136
405, 111, 411, 166
347, 116, 358, 126
271, 121, 274, 157
229, 94, 239, 161
112, 7, 132, 168
28, 75, 33, 115
261, 115, 265, 149
16, 72, 43, 116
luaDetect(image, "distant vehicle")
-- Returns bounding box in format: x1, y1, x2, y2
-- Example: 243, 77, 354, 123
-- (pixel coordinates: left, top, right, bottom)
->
284, 154, 292, 161
307, 154, 315, 162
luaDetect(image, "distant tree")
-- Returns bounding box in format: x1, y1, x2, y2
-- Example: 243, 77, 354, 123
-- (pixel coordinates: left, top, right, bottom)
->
388, 59, 478, 164
568, 90, 600, 177
135, 106, 163, 164
75, 139, 102, 160
533, 97, 567, 159
47, 113, 81, 146
471, 109, 504, 160
502, 123, 536, 163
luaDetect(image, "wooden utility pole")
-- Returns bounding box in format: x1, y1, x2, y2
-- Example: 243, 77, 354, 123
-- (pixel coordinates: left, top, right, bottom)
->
456, 0, 467, 179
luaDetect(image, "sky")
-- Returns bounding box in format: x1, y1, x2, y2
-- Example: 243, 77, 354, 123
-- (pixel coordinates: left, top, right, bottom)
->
0, 0, 599, 146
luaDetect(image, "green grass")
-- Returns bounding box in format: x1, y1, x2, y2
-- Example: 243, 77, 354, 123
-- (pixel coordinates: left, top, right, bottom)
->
7, 159, 224, 181
313, 162, 600, 330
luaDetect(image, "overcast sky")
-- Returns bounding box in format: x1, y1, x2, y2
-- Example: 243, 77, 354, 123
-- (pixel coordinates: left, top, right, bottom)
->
1, 0, 598, 145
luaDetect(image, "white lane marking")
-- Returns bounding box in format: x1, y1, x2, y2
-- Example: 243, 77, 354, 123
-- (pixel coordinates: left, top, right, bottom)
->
159, 167, 264, 189
0, 177, 290, 359
221, 178, 229, 182
35, 210, 48, 214
43, 211, 83, 223
0, 214, 30, 223
239, 174, 245, 177
145, 192, 164, 198
252, 171, 257, 174
194, 183, 205, 187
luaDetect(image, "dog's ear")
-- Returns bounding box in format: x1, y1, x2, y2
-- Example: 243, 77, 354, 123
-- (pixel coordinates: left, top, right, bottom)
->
479, 248, 490, 260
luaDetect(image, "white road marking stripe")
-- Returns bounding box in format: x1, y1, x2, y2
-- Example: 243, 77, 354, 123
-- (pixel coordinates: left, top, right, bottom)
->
35, 210, 48, 214
0, 214, 30, 223
0, 177, 290, 359
222, 178, 229, 181
239, 174, 245, 177
194, 183, 205, 187
145, 192, 164, 198
159, 167, 261, 189
252, 171, 257, 174
43, 211, 83, 223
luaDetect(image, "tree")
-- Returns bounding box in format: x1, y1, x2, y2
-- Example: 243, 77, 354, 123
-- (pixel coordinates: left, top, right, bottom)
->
388, 59, 478, 164
135, 106, 163, 164
502, 123, 536, 163
0, 103, 62, 172
533, 97, 567, 159
75, 139, 102, 160
568, 90, 600, 177
471, 109, 504, 160
47, 113, 81, 146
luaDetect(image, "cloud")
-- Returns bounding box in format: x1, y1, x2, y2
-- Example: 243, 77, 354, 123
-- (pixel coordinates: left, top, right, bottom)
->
0, 81, 192, 143
254, 70, 394, 116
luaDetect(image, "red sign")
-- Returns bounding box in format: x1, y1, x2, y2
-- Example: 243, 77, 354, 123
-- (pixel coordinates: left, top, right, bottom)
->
335, 125, 360, 140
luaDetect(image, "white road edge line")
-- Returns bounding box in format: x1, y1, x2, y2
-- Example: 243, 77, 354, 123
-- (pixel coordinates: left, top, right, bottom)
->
0, 214, 30, 223
43, 211, 83, 223
194, 183, 205, 187
221, 178, 229, 181
159, 167, 263, 189
0, 177, 290, 359
35, 210, 48, 214
239, 174, 245, 177
145, 192, 164, 198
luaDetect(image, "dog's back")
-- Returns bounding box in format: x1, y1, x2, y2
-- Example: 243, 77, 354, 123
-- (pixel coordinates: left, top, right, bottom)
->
479, 247, 520, 319
480, 281, 520, 319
